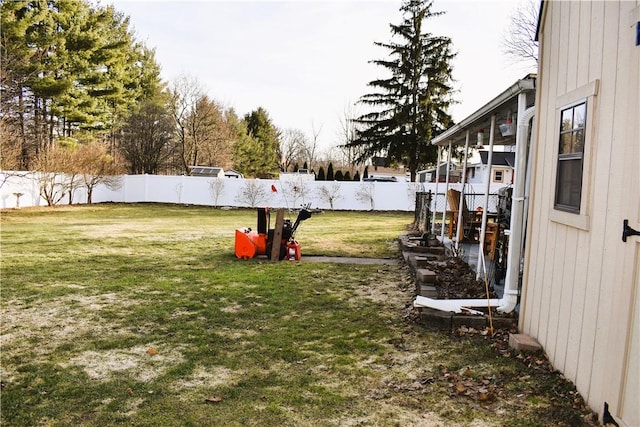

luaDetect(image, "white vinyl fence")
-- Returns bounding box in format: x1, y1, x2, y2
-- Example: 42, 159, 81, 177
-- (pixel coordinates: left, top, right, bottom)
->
0, 171, 508, 212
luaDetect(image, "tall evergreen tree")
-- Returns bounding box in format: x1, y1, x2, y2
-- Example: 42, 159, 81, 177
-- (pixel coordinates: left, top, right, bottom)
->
327, 162, 334, 181
349, 0, 455, 181
0, 0, 163, 169
235, 107, 279, 178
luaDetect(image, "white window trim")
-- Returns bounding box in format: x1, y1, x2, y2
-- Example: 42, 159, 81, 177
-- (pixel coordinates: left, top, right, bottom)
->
548, 80, 599, 231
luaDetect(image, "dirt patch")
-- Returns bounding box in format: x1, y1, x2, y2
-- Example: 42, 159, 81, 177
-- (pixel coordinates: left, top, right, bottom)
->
429, 257, 498, 300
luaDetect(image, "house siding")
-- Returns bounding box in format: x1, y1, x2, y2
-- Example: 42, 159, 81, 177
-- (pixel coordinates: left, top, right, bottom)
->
521, 1, 639, 423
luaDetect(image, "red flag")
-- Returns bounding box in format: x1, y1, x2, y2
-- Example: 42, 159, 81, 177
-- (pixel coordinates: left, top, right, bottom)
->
271, 184, 278, 193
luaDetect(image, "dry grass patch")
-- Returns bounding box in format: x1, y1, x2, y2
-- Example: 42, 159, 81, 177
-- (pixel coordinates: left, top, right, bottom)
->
64, 344, 186, 382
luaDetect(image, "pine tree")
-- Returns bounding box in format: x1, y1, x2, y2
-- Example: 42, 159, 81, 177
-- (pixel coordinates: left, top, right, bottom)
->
327, 162, 334, 181
317, 166, 325, 181
0, 0, 163, 169
235, 107, 280, 178
350, 0, 455, 181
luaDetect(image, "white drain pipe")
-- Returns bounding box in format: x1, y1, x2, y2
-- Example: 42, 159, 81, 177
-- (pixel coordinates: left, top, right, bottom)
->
440, 142, 453, 241
432, 146, 441, 235
498, 100, 536, 313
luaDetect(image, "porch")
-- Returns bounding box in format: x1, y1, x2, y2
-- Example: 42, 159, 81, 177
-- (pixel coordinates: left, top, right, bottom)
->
414, 74, 536, 316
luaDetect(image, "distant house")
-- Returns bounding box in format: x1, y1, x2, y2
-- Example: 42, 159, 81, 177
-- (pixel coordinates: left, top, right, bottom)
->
466, 151, 515, 185
416, 162, 460, 183
188, 166, 225, 178
224, 169, 244, 179
367, 156, 407, 181
363, 176, 398, 182
520, 2, 639, 425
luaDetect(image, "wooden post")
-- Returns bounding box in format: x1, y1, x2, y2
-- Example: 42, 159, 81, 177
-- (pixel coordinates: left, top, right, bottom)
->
270, 208, 285, 261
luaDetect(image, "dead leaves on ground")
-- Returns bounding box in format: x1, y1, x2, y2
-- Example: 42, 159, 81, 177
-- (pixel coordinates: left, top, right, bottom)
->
441, 365, 498, 404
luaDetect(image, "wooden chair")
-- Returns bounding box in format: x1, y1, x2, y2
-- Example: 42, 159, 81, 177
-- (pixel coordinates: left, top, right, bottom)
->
484, 222, 501, 257
446, 189, 483, 241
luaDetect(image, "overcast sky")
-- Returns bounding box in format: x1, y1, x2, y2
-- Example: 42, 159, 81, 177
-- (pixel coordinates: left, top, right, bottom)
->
107, 0, 536, 152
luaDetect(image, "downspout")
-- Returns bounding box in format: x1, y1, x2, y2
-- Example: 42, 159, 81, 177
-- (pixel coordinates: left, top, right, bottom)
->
440, 142, 453, 241
432, 146, 441, 235
454, 131, 471, 252
476, 115, 496, 279
497, 100, 536, 313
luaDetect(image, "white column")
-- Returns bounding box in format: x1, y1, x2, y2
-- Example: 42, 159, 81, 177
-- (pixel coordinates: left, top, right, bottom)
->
440, 142, 453, 241
476, 115, 496, 279
454, 131, 470, 252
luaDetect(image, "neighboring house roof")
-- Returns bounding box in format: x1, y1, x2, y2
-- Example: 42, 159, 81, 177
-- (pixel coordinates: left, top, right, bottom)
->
189, 166, 223, 176
371, 156, 389, 167
478, 151, 515, 167
224, 169, 244, 178
363, 176, 397, 182
419, 162, 459, 174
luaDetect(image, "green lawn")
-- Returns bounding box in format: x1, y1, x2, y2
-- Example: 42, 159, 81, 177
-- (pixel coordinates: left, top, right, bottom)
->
0, 204, 595, 426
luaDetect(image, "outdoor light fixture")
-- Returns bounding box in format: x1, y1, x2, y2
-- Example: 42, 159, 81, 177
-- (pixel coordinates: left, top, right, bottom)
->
499, 116, 515, 137
476, 128, 484, 149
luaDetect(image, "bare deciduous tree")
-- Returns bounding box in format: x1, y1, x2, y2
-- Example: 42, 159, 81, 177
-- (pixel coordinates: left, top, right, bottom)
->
284, 178, 310, 208
337, 102, 365, 174
33, 146, 73, 206
317, 182, 343, 210
169, 75, 205, 173
76, 143, 123, 204
279, 128, 306, 172
208, 178, 225, 207
502, 0, 539, 68
299, 121, 321, 171
355, 182, 375, 211
235, 179, 269, 208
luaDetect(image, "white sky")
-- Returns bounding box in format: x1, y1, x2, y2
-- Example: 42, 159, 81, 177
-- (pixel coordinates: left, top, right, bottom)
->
107, 0, 536, 152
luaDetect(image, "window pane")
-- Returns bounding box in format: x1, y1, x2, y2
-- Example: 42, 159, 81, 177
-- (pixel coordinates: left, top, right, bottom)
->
555, 158, 583, 210
574, 129, 585, 152
573, 103, 586, 129
561, 109, 573, 132
560, 133, 572, 154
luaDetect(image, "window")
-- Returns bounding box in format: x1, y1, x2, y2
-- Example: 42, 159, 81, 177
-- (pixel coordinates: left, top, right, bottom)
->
549, 79, 598, 230
493, 170, 503, 183
554, 101, 586, 212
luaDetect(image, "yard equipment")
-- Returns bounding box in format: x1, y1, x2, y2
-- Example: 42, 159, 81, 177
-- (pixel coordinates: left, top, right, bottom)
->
234, 204, 312, 260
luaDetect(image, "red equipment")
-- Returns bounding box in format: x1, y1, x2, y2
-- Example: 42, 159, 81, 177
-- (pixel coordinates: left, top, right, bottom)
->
234, 206, 312, 260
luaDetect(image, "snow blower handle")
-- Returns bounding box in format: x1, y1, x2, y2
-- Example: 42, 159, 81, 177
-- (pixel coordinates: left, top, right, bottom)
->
290, 204, 312, 237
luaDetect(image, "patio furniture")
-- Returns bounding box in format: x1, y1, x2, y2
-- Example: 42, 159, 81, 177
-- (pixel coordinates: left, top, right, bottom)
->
447, 189, 483, 241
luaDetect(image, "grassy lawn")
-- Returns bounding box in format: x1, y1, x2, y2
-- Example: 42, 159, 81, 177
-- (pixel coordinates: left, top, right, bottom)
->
1, 204, 595, 426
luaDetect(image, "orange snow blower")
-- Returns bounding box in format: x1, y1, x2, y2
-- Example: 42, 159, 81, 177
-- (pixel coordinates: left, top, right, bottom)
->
234, 205, 312, 261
